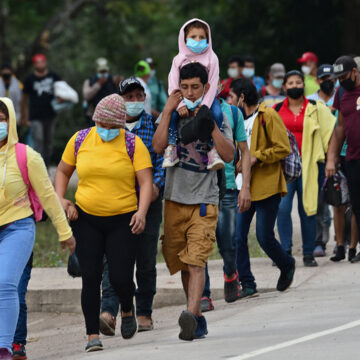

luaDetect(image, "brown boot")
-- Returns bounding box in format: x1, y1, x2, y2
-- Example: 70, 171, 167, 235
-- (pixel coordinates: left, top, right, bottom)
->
99, 312, 116, 336
137, 315, 153, 332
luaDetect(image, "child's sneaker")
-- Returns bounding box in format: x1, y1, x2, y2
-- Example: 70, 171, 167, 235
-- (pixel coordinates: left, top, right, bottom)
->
207, 148, 224, 171
162, 145, 179, 168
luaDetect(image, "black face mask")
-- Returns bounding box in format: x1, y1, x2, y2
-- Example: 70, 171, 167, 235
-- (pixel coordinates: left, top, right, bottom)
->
340, 75, 356, 91
320, 80, 335, 96
1, 73, 11, 81
287, 87, 304, 99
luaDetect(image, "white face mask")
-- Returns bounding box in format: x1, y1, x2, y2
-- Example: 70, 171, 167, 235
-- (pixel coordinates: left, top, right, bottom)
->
228, 68, 239, 79
242, 68, 255, 78
301, 65, 311, 75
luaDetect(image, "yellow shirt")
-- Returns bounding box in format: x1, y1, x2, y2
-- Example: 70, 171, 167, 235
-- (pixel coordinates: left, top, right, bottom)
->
0, 145, 73, 241
62, 127, 152, 217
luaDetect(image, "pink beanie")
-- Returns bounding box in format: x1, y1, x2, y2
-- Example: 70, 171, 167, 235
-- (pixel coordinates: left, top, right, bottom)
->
93, 94, 126, 127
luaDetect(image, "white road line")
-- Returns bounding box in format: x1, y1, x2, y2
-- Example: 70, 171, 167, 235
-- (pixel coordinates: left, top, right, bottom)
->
229, 319, 360, 360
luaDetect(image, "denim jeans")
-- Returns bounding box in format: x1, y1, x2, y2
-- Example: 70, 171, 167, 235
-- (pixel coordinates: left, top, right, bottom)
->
101, 197, 163, 317
277, 174, 317, 255
0, 217, 35, 351
31, 119, 56, 166
13, 254, 33, 345
236, 194, 294, 289
168, 98, 223, 146
203, 189, 238, 297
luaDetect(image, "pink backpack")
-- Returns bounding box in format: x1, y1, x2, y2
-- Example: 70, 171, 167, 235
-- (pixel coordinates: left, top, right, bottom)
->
15, 143, 44, 222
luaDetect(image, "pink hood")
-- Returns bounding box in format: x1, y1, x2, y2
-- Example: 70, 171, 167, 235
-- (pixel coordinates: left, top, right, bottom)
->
168, 18, 219, 110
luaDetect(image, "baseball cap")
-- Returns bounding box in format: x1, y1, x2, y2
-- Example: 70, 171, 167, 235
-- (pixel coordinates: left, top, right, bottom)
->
95, 57, 109, 72
145, 57, 154, 65
32, 54, 46, 63
316, 64, 333, 79
333, 56, 357, 78
270, 63, 286, 78
134, 60, 151, 77
119, 76, 144, 95
297, 52, 318, 64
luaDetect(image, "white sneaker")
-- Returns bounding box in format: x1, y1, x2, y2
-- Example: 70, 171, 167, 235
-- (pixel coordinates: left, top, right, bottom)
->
162, 145, 179, 168
207, 148, 224, 171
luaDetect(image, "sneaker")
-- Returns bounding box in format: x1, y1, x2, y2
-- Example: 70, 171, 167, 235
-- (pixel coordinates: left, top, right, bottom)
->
238, 287, 259, 299
224, 272, 240, 303
178, 310, 197, 341
85, 338, 103, 353
313, 245, 326, 257
137, 315, 154, 332
0, 348, 11, 360
121, 308, 138, 340
200, 296, 214, 312
277, 260, 296, 292
351, 252, 360, 263
162, 145, 179, 168
303, 254, 318, 267
99, 312, 116, 336
11, 343, 27, 360
330, 245, 345, 262
348, 248, 357, 262
194, 315, 208, 339
207, 148, 224, 171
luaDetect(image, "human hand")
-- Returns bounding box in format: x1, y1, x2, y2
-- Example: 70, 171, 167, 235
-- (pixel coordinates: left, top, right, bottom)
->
61, 235, 76, 254
238, 188, 251, 213
60, 198, 78, 221
164, 90, 183, 113
325, 159, 337, 178
250, 156, 257, 167
178, 106, 189, 118
130, 211, 146, 235
193, 105, 201, 116
236, 160, 242, 174
152, 183, 159, 202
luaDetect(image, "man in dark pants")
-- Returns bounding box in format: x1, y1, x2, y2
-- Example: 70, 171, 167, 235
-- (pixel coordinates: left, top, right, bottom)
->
99, 77, 165, 333
326, 55, 360, 245
11, 254, 33, 360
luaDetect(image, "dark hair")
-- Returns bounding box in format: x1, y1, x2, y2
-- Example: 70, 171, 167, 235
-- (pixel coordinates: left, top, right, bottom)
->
243, 55, 256, 64
230, 78, 259, 106
1, 62, 12, 71
228, 55, 244, 67
284, 70, 304, 84
0, 100, 9, 119
179, 63, 208, 85
184, 20, 209, 41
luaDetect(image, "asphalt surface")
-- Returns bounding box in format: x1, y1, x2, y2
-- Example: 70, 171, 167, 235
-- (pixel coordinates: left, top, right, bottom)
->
27, 257, 360, 360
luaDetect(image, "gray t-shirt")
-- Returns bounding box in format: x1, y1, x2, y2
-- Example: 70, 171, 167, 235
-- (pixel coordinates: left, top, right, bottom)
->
158, 112, 233, 205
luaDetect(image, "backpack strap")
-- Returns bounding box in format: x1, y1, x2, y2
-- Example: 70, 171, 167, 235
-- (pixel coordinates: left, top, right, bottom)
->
74, 128, 92, 159
125, 130, 136, 162
308, 99, 316, 105
274, 101, 284, 112
230, 105, 238, 141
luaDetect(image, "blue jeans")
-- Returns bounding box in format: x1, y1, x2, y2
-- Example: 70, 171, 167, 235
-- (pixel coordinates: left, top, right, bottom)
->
13, 254, 33, 345
203, 189, 238, 297
0, 217, 35, 351
101, 198, 163, 317
168, 97, 223, 145
277, 174, 317, 255
236, 194, 294, 289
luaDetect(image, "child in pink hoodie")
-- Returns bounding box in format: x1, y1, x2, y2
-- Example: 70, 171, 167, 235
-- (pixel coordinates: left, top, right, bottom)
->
162, 18, 224, 171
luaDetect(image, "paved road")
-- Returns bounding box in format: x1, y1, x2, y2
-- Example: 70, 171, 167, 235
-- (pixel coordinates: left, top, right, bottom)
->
27, 258, 360, 359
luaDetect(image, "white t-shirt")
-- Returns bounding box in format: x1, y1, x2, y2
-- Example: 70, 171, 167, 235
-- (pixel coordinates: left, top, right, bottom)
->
236, 110, 258, 190
125, 120, 140, 131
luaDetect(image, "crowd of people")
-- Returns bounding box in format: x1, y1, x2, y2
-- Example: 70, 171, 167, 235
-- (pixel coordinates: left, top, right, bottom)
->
1, 17, 360, 359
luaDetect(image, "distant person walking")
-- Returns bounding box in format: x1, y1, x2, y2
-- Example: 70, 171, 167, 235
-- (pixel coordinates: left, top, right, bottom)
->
55, 94, 153, 352
0, 97, 74, 360
297, 52, 320, 96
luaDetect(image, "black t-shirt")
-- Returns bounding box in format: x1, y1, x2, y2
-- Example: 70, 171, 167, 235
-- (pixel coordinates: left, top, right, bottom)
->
24, 71, 61, 121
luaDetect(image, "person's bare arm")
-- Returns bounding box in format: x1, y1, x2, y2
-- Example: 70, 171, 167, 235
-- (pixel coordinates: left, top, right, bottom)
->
212, 125, 235, 163
130, 167, 153, 234
326, 112, 346, 178
237, 141, 251, 212
152, 90, 182, 154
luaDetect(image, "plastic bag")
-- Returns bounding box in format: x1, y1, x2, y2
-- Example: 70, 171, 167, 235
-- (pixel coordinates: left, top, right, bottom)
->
323, 171, 350, 207
67, 252, 81, 278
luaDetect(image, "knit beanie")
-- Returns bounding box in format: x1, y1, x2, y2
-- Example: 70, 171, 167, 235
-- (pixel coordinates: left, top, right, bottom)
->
93, 94, 126, 127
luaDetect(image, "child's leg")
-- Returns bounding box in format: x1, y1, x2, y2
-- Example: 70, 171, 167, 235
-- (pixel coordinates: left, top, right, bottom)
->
207, 98, 225, 171
162, 111, 180, 168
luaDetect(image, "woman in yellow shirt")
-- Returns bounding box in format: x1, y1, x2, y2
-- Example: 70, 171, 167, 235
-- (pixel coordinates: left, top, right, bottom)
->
0, 98, 75, 360
55, 94, 153, 352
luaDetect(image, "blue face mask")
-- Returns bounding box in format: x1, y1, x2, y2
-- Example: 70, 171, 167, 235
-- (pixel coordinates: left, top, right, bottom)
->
97, 72, 109, 79
125, 102, 145, 117
242, 68, 255, 78
272, 79, 283, 89
0, 122, 8, 142
186, 38, 208, 54
96, 127, 120, 142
